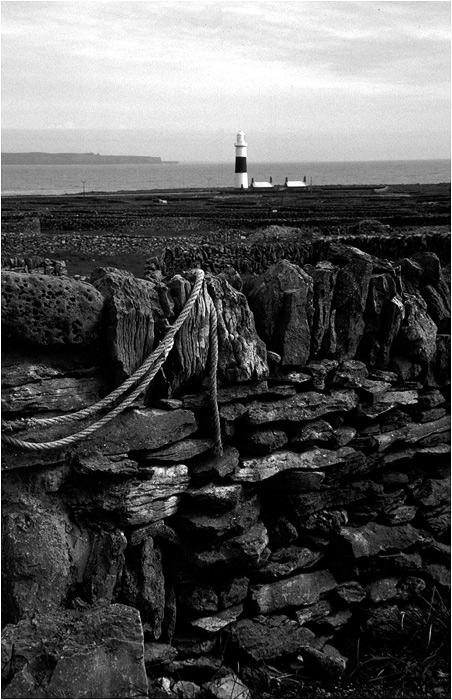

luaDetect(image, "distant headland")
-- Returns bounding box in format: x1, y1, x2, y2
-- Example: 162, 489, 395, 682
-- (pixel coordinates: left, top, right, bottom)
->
1, 152, 178, 165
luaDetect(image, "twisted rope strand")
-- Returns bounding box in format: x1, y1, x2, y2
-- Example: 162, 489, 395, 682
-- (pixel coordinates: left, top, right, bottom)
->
2, 270, 216, 452
207, 296, 223, 457
2, 270, 205, 433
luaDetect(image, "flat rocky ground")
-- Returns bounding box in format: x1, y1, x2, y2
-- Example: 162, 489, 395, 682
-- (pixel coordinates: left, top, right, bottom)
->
2, 183, 450, 277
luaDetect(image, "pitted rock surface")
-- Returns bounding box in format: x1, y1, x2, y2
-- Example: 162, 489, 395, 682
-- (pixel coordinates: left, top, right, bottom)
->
2, 271, 103, 346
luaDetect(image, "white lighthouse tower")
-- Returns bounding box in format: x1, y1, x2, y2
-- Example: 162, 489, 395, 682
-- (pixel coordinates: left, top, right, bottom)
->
234, 130, 248, 189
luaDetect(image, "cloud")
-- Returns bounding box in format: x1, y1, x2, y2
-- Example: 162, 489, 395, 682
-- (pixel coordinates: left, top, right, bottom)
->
1, 0, 450, 159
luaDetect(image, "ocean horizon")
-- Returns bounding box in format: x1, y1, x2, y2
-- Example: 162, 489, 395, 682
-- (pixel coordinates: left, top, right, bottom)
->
2, 158, 450, 196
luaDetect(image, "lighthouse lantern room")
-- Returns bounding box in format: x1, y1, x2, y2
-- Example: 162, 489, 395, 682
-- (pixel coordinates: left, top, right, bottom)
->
234, 130, 248, 189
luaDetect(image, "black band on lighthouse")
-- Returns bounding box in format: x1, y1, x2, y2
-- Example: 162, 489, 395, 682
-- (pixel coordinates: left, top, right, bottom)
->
235, 157, 247, 173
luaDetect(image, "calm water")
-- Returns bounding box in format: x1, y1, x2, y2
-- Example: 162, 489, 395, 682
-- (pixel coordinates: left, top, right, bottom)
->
1, 159, 450, 196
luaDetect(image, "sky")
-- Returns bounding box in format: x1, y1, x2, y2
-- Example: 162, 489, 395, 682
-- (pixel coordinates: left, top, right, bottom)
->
1, 0, 450, 162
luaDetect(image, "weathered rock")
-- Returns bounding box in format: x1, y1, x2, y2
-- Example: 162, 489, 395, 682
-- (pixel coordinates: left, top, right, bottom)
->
206, 274, 269, 383
88, 407, 198, 456
265, 515, 299, 548
375, 414, 450, 451
231, 614, 321, 662
308, 261, 337, 357
2, 271, 104, 346
246, 390, 358, 425
144, 642, 178, 668
175, 494, 261, 540
172, 629, 217, 656
434, 334, 451, 387
177, 583, 218, 614
91, 267, 163, 382
147, 273, 212, 398
379, 389, 418, 405
240, 427, 288, 454
269, 370, 311, 386
192, 446, 239, 480
411, 477, 450, 507
303, 359, 339, 390
395, 293, 437, 365
421, 283, 451, 333
218, 577, 250, 609
331, 360, 369, 387
332, 426, 357, 447
256, 545, 323, 582
233, 447, 356, 482
83, 528, 127, 603
336, 581, 367, 604
1, 605, 148, 699
204, 673, 251, 699
121, 538, 166, 639
1, 374, 103, 415
318, 608, 352, 629
182, 483, 244, 512
251, 569, 337, 614
138, 438, 214, 464
180, 522, 269, 573
268, 469, 326, 492
173, 680, 203, 699
2, 408, 198, 472
364, 604, 401, 642
425, 563, 450, 588
295, 600, 333, 625
411, 251, 444, 285
339, 522, 419, 558
2, 493, 84, 624
68, 465, 190, 526
358, 273, 403, 368
73, 450, 140, 475
191, 604, 244, 633
290, 419, 333, 448
300, 643, 347, 679
247, 260, 313, 365
383, 505, 417, 525
366, 576, 400, 602
331, 257, 373, 359
295, 508, 349, 536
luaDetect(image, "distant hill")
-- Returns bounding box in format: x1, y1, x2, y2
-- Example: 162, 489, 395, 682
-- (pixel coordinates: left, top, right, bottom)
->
1, 152, 178, 165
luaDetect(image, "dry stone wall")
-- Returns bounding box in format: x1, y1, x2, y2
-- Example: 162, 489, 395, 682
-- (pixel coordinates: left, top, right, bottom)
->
146, 224, 450, 279
1, 245, 450, 699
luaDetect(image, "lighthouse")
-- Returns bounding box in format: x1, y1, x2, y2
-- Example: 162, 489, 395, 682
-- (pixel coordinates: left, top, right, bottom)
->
234, 130, 248, 189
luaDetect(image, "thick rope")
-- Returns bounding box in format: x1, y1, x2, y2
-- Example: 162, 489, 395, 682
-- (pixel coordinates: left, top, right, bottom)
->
2, 269, 205, 434
207, 296, 223, 457
2, 270, 222, 453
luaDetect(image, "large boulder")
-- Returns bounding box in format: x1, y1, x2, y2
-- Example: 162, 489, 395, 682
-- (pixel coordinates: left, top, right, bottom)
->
1, 488, 91, 624
206, 274, 269, 382
231, 614, 322, 661
91, 267, 164, 382
307, 261, 337, 357
2, 271, 104, 346
120, 538, 166, 639
251, 569, 337, 614
2, 604, 148, 699
330, 257, 373, 359
395, 292, 438, 367
247, 260, 313, 365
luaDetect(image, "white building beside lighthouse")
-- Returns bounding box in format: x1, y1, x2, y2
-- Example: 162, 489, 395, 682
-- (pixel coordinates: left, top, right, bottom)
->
234, 130, 248, 189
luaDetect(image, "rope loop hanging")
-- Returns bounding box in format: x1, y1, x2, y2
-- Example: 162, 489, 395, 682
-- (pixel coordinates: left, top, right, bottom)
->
2, 269, 223, 456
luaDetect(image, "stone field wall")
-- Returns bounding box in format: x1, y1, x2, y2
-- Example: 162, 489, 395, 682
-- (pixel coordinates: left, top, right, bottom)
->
1, 243, 450, 699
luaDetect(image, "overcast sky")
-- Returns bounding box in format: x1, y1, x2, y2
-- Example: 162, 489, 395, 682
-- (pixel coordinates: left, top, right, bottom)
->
2, 0, 450, 161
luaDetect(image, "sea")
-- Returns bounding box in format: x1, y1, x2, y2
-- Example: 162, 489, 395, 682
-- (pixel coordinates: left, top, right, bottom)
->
1, 159, 450, 196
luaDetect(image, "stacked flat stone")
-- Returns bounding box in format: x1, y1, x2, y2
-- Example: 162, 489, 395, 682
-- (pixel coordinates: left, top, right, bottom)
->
1, 247, 450, 699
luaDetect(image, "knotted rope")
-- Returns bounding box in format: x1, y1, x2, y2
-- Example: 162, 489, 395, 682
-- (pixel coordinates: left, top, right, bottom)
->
2, 269, 223, 456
